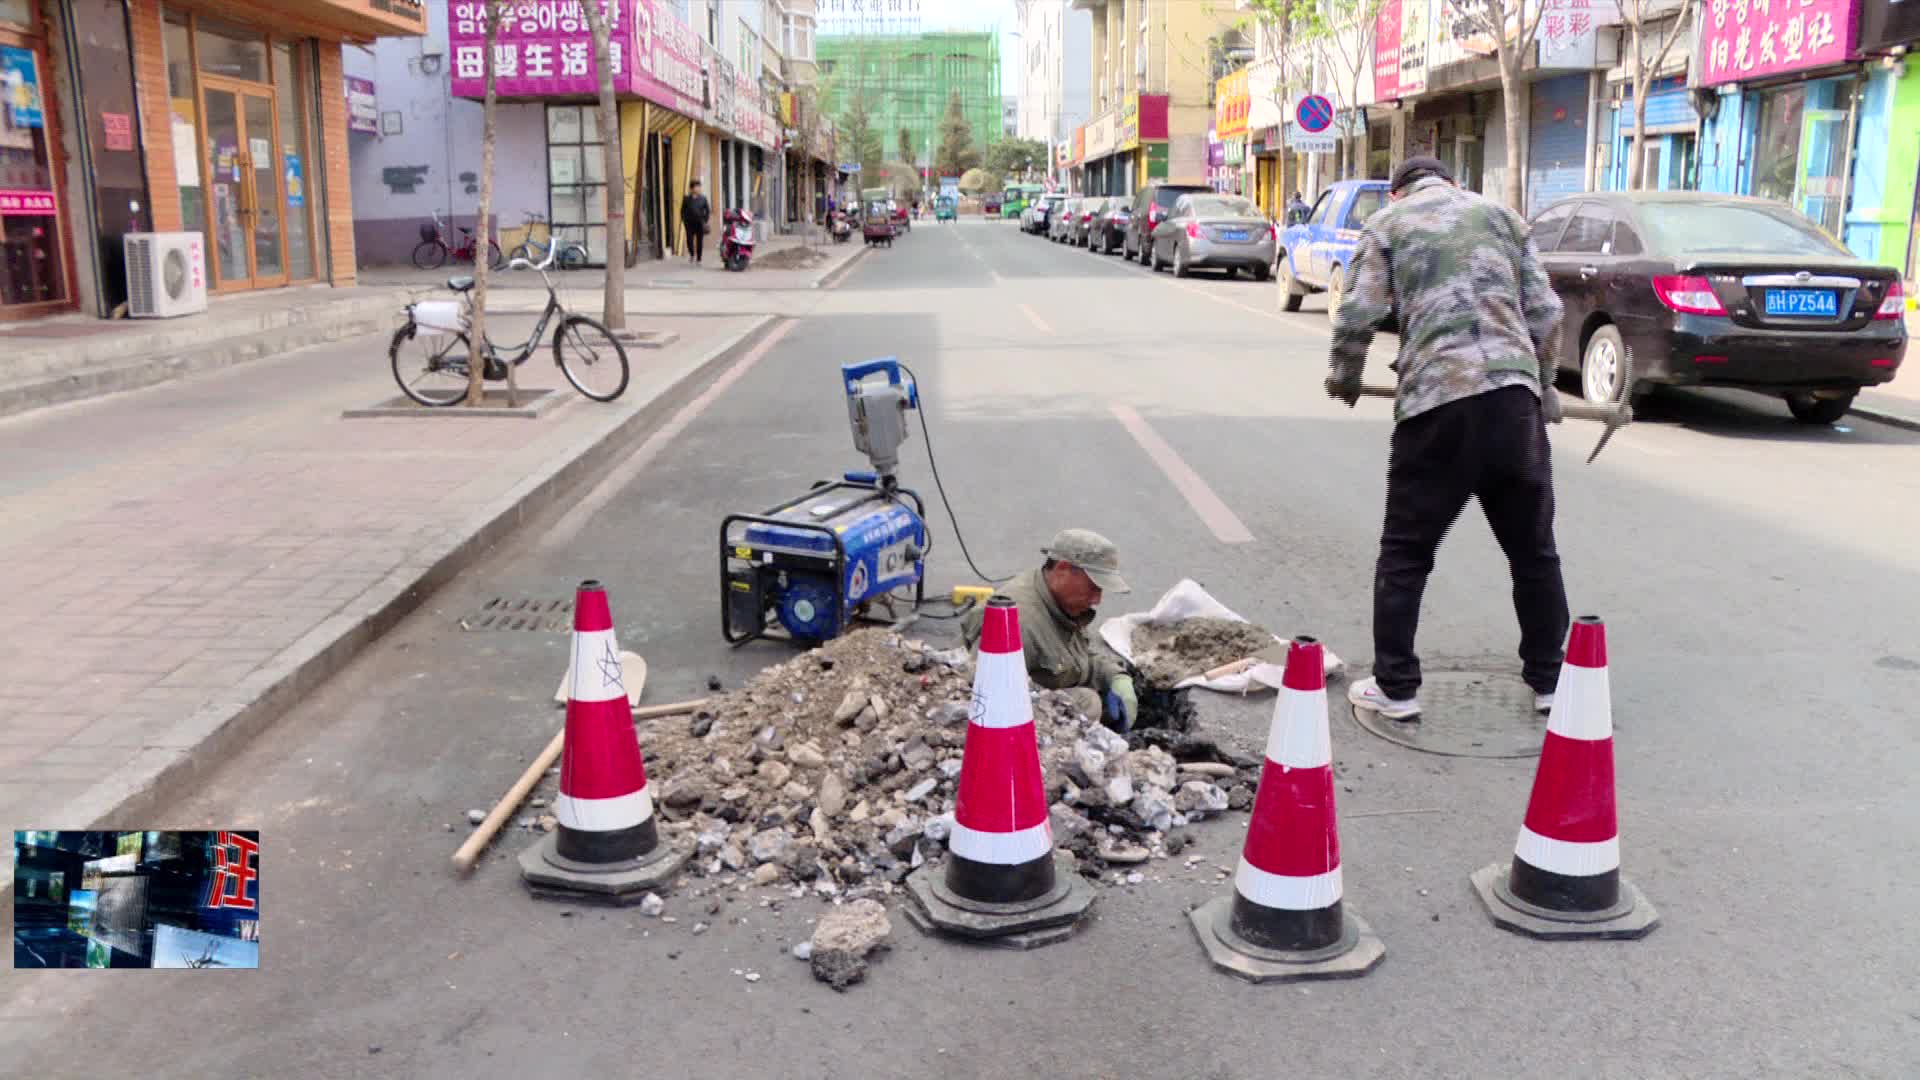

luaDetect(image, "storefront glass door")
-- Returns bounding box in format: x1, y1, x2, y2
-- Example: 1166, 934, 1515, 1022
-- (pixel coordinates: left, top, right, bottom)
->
201, 82, 283, 289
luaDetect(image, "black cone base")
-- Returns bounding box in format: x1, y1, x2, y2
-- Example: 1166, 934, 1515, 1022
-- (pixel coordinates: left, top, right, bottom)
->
944, 849, 1056, 905
519, 829, 687, 904
1229, 893, 1346, 954
555, 817, 660, 865
1189, 896, 1384, 983
1470, 861, 1659, 940
904, 852, 1094, 947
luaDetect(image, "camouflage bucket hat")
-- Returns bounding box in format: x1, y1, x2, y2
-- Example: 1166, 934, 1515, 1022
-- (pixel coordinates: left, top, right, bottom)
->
1044, 528, 1130, 594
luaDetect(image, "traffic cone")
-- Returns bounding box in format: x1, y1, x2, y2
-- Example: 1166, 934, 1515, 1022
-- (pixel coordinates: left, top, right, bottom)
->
520, 580, 686, 903
904, 596, 1092, 949
1190, 635, 1384, 981
1470, 615, 1659, 938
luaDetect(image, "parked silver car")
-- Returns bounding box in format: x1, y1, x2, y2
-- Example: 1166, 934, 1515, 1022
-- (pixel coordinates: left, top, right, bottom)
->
1148, 194, 1275, 279
1050, 198, 1083, 243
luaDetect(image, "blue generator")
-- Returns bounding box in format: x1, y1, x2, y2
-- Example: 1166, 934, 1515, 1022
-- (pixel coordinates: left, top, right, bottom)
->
721, 359, 929, 644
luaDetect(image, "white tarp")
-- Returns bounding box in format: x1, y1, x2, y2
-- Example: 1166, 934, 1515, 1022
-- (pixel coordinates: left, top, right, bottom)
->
1099, 579, 1343, 695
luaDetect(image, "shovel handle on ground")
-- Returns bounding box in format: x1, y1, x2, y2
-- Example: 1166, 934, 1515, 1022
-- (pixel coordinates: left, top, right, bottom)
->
1355, 384, 1631, 463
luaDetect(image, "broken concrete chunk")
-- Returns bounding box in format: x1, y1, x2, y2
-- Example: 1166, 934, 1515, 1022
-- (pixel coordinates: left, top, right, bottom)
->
749, 828, 791, 864
834, 691, 868, 724
788, 742, 827, 770
816, 772, 849, 817
1175, 781, 1231, 816
809, 898, 892, 991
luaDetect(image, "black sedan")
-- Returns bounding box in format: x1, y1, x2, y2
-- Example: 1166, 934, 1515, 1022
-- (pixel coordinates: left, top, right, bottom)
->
1088, 198, 1132, 255
1531, 192, 1905, 424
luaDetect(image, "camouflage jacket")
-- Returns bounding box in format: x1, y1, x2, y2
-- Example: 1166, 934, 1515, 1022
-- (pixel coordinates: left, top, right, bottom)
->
1328, 178, 1563, 422
961, 568, 1124, 693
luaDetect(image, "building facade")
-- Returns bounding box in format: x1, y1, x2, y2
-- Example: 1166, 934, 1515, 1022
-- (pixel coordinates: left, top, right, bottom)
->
1067, 0, 1241, 197
1, 0, 423, 323
1015, 0, 1090, 185
815, 29, 1001, 175
346, 0, 826, 268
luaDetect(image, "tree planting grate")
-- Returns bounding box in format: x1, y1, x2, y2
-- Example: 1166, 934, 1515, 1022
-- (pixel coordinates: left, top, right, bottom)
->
460, 596, 574, 632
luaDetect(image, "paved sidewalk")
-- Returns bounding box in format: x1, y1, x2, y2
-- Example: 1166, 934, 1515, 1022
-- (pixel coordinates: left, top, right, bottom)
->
1852, 307, 1919, 429
0, 310, 775, 862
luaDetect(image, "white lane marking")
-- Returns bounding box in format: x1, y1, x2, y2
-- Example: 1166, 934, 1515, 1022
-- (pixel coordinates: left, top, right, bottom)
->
1017, 302, 1052, 334
1110, 404, 1255, 544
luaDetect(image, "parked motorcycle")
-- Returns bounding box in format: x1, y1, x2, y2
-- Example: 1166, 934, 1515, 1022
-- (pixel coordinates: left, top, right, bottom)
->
722, 208, 756, 271
830, 210, 852, 244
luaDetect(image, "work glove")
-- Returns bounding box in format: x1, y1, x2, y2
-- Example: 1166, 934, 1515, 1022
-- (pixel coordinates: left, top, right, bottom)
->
1324, 370, 1362, 408
1541, 386, 1564, 424
1106, 674, 1139, 735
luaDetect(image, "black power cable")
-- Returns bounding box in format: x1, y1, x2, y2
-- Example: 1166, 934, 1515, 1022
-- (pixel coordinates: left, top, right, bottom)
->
896, 361, 1016, 588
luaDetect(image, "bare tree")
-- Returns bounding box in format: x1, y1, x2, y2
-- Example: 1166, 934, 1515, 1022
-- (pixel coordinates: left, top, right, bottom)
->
466, 0, 507, 407
1308, 0, 1385, 180
1620, 0, 1695, 189
1245, 0, 1315, 212
579, 0, 626, 333
1452, 0, 1549, 211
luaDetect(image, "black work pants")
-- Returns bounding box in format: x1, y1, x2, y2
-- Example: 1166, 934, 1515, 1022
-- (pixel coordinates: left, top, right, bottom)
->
687, 228, 705, 262
1373, 385, 1570, 699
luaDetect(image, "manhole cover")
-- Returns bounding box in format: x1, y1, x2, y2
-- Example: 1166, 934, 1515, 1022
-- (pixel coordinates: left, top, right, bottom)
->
1346, 670, 1544, 759
460, 597, 573, 632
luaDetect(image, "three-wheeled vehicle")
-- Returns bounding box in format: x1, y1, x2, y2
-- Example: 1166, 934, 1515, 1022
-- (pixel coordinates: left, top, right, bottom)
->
862, 199, 896, 246
934, 196, 957, 222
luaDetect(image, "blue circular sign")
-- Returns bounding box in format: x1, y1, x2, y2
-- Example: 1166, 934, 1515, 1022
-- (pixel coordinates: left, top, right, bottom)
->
1296, 95, 1335, 134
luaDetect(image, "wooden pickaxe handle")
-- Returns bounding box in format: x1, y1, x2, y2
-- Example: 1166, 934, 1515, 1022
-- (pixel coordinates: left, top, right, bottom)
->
1355, 384, 1632, 462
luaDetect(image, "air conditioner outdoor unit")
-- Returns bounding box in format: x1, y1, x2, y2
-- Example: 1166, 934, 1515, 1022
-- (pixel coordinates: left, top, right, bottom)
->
125, 231, 209, 318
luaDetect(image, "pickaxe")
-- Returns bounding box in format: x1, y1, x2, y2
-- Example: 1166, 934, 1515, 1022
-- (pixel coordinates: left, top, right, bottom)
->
1354, 381, 1633, 463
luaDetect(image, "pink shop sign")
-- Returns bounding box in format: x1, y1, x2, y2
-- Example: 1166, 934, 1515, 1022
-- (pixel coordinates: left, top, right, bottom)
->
449, 1, 637, 99
633, 0, 705, 115
1699, 0, 1858, 86
0, 188, 57, 215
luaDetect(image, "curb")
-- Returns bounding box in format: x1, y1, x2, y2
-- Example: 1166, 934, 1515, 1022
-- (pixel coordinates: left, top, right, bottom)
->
815, 243, 874, 290
26, 314, 783, 853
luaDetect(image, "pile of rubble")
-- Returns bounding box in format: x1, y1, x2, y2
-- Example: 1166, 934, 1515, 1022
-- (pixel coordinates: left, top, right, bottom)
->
638, 628, 1262, 898
1129, 615, 1281, 687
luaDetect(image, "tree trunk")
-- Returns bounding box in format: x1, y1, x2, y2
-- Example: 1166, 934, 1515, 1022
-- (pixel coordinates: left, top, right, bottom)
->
1500, 50, 1526, 212
581, 0, 626, 332
1627, 19, 1648, 190
467, 3, 502, 407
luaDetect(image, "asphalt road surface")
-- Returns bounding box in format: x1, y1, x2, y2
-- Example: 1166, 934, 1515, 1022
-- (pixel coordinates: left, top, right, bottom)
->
5, 219, 1918, 1079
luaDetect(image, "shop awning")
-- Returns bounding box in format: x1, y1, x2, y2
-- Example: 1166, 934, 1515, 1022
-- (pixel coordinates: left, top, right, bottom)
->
203, 0, 427, 42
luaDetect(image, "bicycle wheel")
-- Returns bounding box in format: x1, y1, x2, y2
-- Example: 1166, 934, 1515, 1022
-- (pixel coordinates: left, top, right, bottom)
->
558, 245, 588, 271
507, 244, 533, 265
411, 239, 448, 270
552, 315, 629, 402
390, 324, 474, 407
487, 241, 506, 270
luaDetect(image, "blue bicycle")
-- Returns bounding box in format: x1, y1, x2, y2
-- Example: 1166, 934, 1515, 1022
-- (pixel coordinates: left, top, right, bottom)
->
507, 211, 589, 271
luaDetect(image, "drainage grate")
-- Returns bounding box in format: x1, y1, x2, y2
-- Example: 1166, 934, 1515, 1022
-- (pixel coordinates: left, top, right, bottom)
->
460, 596, 575, 632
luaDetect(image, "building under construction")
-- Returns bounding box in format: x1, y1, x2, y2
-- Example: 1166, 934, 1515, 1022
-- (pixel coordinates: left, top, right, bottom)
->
816, 31, 1003, 173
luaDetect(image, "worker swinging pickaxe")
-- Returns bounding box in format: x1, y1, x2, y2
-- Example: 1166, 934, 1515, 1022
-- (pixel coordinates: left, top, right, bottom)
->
1352, 349, 1635, 464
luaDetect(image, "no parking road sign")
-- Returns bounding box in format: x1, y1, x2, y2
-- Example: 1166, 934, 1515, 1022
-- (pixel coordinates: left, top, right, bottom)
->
1289, 94, 1338, 152
1296, 94, 1335, 134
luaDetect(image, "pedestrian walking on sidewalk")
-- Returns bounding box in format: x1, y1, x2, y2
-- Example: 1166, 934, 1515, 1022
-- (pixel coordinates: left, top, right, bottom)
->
1323, 156, 1570, 723
681, 180, 711, 264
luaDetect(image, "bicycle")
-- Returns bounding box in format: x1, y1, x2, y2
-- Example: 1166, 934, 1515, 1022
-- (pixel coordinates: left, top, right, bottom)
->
507, 211, 589, 271
411, 209, 505, 271
389, 257, 629, 406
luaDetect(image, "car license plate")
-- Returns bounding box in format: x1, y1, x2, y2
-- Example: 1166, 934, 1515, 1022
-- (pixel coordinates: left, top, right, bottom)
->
1219, 229, 1249, 241
1764, 288, 1837, 317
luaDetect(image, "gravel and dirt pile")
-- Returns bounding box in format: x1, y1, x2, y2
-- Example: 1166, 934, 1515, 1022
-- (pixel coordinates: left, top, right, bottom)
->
634, 628, 1262, 901
752, 244, 835, 271
1129, 616, 1280, 687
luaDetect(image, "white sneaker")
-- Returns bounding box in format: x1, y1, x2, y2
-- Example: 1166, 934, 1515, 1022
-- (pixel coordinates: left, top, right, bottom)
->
1534, 692, 1554, 715
1347, 677, 1421, 720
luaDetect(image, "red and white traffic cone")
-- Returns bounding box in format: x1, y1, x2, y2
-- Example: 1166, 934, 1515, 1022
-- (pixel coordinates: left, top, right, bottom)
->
520, 580, 686, 903
904, 596, 1092, 948
1190, 636, 1384, 981
1471, 615, 1658, 938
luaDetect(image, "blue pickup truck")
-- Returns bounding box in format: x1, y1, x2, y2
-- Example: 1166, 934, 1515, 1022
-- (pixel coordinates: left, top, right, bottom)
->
1276, 179, 1390, 319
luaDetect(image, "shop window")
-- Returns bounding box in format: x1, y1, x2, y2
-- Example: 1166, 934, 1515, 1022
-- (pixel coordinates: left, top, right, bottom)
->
194, 15, 267, 83
274, 42, 317, 281
1751, 85, 1805, 208
162, 12, 206, 240
0, 33, 68, 310
547, 105, 607, 264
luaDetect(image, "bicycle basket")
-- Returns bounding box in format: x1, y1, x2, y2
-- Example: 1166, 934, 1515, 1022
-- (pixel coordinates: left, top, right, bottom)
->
418, 223, 437, 242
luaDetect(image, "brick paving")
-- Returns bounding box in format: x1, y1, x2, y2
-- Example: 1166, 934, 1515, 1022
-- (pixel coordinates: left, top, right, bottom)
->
0, 311, 758, 832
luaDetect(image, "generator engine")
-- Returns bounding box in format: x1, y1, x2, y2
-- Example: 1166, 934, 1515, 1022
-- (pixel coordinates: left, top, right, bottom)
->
720, 359, 929, 644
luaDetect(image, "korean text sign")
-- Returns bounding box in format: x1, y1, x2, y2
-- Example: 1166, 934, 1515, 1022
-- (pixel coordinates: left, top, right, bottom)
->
449, 1, 636, 98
